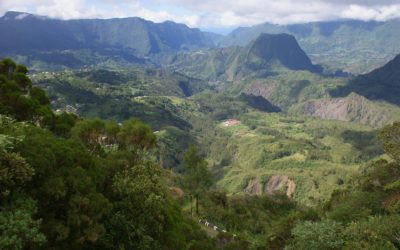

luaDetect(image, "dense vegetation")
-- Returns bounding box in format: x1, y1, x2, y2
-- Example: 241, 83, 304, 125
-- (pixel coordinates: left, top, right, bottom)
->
180, 120, 400, 249
0, 58, 217, 249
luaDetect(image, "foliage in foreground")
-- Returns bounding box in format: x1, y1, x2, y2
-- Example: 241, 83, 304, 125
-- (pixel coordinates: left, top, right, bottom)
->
0, 58, 213, 249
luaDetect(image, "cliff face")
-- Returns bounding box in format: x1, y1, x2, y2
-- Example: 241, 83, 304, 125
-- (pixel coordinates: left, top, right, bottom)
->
245, 33, 321, 73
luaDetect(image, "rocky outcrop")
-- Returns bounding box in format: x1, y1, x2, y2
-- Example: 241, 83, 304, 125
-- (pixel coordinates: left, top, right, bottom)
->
244, 175, 296, 198
245, 178, 263, 196
266, 175, 296, 198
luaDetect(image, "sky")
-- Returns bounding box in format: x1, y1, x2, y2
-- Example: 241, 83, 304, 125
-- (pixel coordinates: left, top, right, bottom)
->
1, 0, 400, 33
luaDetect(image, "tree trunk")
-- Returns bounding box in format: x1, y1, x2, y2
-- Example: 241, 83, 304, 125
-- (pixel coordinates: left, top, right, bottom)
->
195, 194, 199, 215
190, 195, 193, 217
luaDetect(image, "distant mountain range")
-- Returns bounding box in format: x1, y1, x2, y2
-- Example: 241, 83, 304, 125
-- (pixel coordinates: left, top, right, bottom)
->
0, 11, 218, 56
2, 11, 400, 74
218, 19, 400, 74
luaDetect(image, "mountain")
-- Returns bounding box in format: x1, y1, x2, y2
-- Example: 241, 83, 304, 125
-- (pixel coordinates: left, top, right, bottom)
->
0, 11, 219, 68
169, 33, 321, 80
285, 53, 400, 127
245, 33, 321, 73
218, 19, 400, 74
331, 54, 400, 105
289, 93, 400, 128
167, 32, 400, 128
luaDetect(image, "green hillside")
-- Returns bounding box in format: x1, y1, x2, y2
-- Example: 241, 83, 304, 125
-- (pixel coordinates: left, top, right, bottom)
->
32, 68, 207, 128
189, 107, 383, 205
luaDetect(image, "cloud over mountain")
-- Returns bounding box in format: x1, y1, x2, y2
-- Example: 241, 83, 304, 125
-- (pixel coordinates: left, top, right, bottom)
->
1, 0, 400, 29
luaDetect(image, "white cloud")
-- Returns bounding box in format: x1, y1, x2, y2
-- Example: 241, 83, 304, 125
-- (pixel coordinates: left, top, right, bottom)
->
36, 0, 92, 19
1, 0, 400, 28
342, 4, 400, 21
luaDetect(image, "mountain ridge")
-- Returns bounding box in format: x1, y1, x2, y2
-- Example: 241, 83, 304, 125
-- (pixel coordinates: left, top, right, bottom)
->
0, 11, 219, 56
331, 54, 400, 105
218, 18, 400, 74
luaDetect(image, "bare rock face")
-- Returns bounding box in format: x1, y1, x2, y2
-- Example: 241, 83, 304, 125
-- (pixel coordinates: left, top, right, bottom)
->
169, 187, 184, 198
245, 178, 263, 196
244, 175, 296, 198
265, 175, 296, 198
286, 179, 296, 198
290, 93, 400, 128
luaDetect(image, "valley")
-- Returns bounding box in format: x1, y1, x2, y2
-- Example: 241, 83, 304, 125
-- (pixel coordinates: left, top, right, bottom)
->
2, 9, 400, 250
29, 48, 390, 206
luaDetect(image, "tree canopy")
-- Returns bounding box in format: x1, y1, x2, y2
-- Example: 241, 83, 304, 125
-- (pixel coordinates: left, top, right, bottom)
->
0, 59, 213, 249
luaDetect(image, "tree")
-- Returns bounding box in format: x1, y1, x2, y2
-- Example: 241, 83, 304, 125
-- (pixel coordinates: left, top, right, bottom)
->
343, 215, 400, 249
117, 119, 156, 151
183, 146, 212, 215
0, 58, 16, 78
0, 58, 54, 125
0, 119, 46, 249
0, 121, 34, 200
0, 198, 46, 250
117, 119, 156, 165
107, 162, 169, 249
0, 151, 34, 199
379, 121, 400, 163
13, 73, 32, 92
52, 112, 77, 137
71, 119, 107, 156
15, 125, 112, 248
285, 219, 345, 250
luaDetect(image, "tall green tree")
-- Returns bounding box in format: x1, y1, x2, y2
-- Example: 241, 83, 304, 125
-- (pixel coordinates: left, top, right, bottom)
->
0, 198, 46, 250
183, 146, 212, 215
71, 118, 107, 156
0, 58, 54, 126
0, 118, 46, 250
